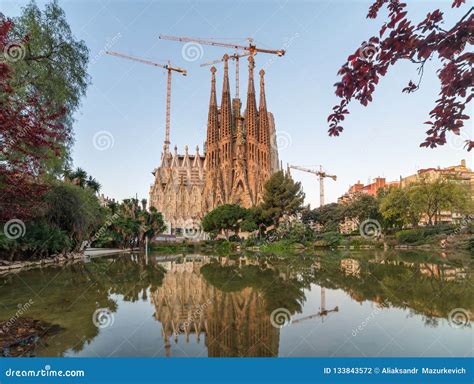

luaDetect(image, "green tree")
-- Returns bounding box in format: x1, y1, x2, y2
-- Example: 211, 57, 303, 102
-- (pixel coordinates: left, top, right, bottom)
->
63, 167, 101, 193
1, 180, 105, 260
260, 171, 305, 227
342, 193, 381, 224
380, 187, 412, 228
201, 204, 248, 239
380, 187, 423, 228
9, 0, 90, 171
239, 207, 260, 233
380, 179, 471, 228
302, 203, 344, 232
408, 177, 470, 225
85, 176, 101, 193
44, 182, 104, 251
95, 199, 165, 249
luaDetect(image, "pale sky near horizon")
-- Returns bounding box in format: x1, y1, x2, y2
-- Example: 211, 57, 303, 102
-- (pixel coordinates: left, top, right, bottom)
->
3, 0, 473, 207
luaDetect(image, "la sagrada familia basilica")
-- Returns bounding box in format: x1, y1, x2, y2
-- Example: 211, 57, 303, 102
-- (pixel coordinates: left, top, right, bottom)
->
148, 55, 280, 235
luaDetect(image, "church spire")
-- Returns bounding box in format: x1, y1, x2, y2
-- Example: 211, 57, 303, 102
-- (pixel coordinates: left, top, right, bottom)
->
245, 56, 258, 141
206, 66, 219, 169
206, 66, 219, 147
258, 69, 269, 146
220, 54, 232, 138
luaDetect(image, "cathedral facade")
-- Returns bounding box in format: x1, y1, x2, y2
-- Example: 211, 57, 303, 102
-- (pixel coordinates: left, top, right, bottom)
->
149, 55, 279, 234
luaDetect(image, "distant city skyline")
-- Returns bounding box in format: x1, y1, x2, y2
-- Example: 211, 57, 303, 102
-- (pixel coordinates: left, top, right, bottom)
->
3, 0, 472, 207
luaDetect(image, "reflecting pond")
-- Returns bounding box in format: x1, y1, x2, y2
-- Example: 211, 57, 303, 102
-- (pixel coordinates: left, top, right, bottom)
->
0, 250, 472, 357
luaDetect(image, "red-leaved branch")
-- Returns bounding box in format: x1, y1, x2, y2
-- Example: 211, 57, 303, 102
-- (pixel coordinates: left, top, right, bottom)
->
327, 0, 473, 151
1, 18, 67, 221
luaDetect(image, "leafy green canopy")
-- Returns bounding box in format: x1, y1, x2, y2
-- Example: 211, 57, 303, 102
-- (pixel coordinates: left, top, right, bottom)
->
201, 204, 248, 238
94, 199, 166, 249
201, 172, 306, 238
9, 0, 90, 170
380, 178, 471, 227
260, 171, 305, 226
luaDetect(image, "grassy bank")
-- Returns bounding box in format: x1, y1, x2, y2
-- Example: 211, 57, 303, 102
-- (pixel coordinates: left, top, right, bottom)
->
149, 229, 472, 256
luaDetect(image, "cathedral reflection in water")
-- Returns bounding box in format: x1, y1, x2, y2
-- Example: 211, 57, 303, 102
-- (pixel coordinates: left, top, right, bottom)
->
152, 256, 280, 357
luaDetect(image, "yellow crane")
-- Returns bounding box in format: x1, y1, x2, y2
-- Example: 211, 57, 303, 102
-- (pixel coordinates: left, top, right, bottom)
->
289, 165, 337, 207
106, 50, 187, 154
158, 35, 286, 57
200, 52, 251, 99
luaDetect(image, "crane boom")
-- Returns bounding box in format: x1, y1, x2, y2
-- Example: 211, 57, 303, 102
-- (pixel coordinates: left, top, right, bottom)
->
200, 52, 251, 98
289, 165, 337, 207
106, 51, 187, 74
159, 35, 285, 56
106, 50, 187, 156
199, 52, 250, 67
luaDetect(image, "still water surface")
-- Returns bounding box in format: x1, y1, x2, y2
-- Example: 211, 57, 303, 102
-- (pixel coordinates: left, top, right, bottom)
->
0, 251, 472, 357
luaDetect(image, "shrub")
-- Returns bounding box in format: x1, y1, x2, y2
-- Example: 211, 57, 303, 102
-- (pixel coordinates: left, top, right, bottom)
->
313, 231, 342, 246
468, 238, 474, 252
0, 221, 71, 260
395, 225, 455, 244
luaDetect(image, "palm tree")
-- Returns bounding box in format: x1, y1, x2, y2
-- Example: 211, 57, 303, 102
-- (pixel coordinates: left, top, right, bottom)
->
86, 176, 101, 194
63, 166, 73, 182
70, 167, 88, 187
108, 200, 119, 215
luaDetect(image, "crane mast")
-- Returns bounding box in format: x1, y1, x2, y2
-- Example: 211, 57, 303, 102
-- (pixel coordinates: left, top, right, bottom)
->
165, 64, 172, 149
200, 52, 250, 99
106, 51, 187, 155
289, 165, 337, 207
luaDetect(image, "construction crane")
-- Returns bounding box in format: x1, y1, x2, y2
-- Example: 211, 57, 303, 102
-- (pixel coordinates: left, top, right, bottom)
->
159, 35, 286, 57
200, 52, 251, 99
289, 165, 337, 207
291, 305, 339, 324
106, 50, 187, 154
292, 287, 339, 325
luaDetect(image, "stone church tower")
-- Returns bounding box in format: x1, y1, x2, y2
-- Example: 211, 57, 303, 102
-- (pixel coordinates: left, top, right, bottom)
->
149, 55, 279, 234
203, 55, 279, 212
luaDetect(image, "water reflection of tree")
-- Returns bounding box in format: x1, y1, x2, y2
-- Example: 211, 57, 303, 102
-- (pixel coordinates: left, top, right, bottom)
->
0, 254, 165, 356
202, 252, 472, 326
312, 254, 472, 325
98, 255, 166, 302
200, 259, 308, 315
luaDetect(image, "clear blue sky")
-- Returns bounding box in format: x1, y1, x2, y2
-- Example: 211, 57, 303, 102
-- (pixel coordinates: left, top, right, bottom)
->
3, 0, 472, 207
